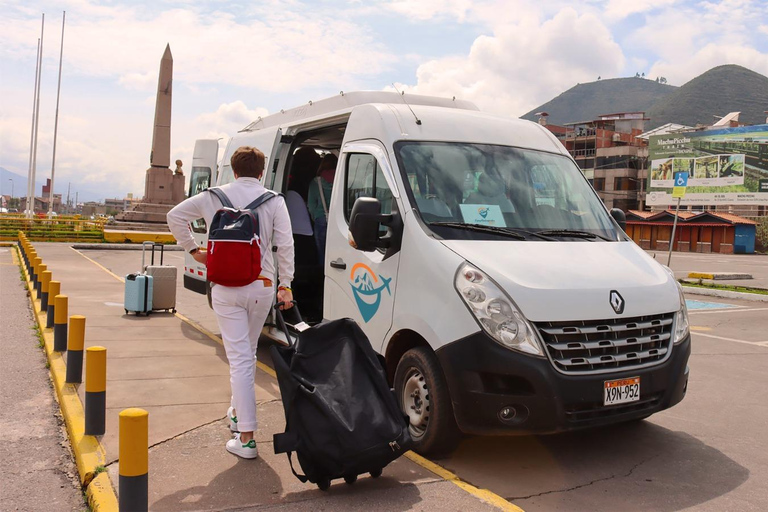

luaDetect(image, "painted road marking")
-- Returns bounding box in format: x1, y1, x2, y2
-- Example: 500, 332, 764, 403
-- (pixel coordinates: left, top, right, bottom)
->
685, 299, 740, 310
692, 332, 768, 347
689, 326, 712, 331
73, 245, 523, 511
688, 307, 768, 315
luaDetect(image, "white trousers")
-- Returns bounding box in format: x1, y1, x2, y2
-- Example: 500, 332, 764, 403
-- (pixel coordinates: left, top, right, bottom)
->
211, 279, 274, 433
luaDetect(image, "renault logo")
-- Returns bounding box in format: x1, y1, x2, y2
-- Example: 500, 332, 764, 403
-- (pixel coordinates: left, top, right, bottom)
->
610, 290, 625, 314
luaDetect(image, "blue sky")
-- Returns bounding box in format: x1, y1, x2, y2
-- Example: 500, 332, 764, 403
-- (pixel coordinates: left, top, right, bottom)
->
1, 0, 767, 201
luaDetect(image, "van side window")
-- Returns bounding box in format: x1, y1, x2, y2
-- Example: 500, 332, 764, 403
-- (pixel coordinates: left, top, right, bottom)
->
344, 154, 393, 225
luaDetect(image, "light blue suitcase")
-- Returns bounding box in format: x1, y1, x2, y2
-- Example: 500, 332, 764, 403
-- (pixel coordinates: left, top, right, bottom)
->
124, 273, 153, 315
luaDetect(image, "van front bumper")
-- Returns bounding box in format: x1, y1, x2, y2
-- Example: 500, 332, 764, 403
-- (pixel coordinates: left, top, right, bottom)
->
436, 331, 690, 435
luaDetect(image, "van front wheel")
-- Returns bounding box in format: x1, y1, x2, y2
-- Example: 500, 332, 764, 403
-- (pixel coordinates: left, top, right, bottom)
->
394, 347, 460, 455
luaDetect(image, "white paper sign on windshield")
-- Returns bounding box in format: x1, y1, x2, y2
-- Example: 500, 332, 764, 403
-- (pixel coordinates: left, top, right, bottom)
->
459, 204, 507, 227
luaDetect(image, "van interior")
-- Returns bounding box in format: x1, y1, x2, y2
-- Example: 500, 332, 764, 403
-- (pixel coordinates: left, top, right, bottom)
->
279, 123, 348, 324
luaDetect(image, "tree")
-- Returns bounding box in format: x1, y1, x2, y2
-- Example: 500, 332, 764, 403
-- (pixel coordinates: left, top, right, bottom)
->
756, 217, 768, 253
659, 76, 667, 84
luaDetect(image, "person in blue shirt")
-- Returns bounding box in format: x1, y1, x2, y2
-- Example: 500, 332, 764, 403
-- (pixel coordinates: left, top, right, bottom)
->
307, 154, 338, 265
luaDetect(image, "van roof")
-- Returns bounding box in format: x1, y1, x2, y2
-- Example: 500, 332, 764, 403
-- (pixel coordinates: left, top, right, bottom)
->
240, 91, 478, 132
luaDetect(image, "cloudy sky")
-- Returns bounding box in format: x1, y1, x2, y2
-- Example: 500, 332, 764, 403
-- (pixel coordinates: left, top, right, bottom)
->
1, 0, 767, 201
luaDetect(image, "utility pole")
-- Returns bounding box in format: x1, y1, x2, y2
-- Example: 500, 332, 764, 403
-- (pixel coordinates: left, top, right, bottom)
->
48, 11, 65, 216
26, 37, 41, 216
66, 182, 71, 214
29, 14, 45, 216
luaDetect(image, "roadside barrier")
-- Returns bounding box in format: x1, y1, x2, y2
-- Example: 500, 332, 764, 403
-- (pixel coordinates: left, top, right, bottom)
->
28, 250, 37, 276
53, 295, 69, 352
47, 281, 61, 329
119, 408, 149, 512
85, 346, 107, 436
39, 268, 51, 310
66, 316, 86, 384
35, 263, 47, 297
32, 256, 42, 296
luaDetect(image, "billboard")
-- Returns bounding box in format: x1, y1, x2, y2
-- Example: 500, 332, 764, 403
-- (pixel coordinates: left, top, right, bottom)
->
646, 124, 768, 206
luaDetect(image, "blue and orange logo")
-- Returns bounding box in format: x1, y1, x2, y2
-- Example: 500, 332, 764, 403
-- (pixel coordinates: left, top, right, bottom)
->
350, 263, 392, 323
477, 207, 490, 218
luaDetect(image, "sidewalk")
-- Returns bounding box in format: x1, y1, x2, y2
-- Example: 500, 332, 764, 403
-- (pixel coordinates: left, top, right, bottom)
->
27, 242, 508, 511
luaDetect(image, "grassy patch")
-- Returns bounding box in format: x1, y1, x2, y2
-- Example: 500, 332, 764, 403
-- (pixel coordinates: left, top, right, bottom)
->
94, 465, 107, 474
681, 279, 768, 296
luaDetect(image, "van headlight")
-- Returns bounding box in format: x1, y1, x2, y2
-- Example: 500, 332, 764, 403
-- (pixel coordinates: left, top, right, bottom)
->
673, 283, 690, 344
455, 263, 544, 356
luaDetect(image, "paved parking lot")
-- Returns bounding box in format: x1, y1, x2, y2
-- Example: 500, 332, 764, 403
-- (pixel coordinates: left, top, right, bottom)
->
38, 246, 768, 510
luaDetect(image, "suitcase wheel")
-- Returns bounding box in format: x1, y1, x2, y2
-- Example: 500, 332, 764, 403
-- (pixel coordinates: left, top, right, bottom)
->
369, 468, 382, 479
344, 475, 357, 485
124, 309, 128, 314
317, 478, 331, 491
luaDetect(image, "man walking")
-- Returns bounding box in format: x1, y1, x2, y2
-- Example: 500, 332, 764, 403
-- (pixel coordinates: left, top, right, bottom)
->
167, 146, 294, 459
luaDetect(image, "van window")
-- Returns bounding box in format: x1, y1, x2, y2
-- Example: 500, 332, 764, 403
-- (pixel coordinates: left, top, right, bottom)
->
395, 141, 619, 241
344, 153, 393, 234
188, 166, 211, 234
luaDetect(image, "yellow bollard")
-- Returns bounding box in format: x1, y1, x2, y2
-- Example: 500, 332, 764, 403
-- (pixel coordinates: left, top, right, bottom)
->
119, 408, 149, 512
32, 257, 42, 295
85, 346, 107, 436
47, 281, 61, 329
53, 295, 68, 352
66, 316, 86, 384
40, 270, 52, 311
35, 263, 47, 300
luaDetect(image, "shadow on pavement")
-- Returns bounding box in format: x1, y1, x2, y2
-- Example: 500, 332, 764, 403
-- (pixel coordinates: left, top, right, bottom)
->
438, 420, 749, 511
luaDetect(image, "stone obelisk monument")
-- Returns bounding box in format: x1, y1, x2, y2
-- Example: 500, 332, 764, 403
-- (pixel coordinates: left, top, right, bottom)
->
117, 44, 184, 224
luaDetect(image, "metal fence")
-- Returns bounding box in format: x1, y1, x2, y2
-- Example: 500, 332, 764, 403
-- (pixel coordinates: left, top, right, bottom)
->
0, 214, 106, 241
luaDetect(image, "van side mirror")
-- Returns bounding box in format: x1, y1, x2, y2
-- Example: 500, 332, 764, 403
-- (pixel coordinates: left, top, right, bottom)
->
349, 197, 397, 252
610, 208, 626, 232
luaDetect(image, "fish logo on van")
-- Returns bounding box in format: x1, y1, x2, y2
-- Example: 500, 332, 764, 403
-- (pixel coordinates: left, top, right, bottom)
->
350, 263, 392, 323
477, 207, 490, 219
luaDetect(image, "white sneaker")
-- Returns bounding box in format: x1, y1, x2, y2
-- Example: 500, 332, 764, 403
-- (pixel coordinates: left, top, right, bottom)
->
227, 406, 238, 432
226, 433, 258, 459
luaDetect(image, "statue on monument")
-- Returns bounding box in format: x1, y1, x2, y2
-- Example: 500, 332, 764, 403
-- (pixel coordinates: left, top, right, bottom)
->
117, 44, 186, 224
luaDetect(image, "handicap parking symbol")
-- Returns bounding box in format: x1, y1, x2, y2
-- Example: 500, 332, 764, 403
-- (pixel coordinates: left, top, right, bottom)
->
674, 172, 689, 187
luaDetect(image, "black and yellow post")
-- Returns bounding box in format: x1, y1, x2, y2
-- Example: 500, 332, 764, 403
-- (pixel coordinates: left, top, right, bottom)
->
47, 281, 61, 329
66, 316, 86, 384
85, 346, 107, 436
53, 295, 69, 352
35, 263, 47, 298
119, 408, 149, 512
32, 256, 42, 295
40, 270, 52, 311
28, 251, 37, 277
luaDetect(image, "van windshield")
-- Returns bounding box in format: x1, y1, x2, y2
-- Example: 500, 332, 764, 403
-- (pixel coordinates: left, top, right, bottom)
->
395, 141, 620, 241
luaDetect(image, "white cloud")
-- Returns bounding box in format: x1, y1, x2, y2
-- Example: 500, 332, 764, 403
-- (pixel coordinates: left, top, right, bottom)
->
118, 72, 155, 91
603, 0, 678, 20
196, 101, 269, 135
397, 8, 625, 116
387, 0, 475, 22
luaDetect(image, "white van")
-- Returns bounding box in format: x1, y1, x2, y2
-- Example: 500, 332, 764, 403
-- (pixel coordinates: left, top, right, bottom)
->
184, 91, 690, 454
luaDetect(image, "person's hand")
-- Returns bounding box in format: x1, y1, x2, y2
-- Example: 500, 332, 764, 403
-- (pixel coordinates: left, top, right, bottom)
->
192, 249, 207, 265
277, 287, 294, 309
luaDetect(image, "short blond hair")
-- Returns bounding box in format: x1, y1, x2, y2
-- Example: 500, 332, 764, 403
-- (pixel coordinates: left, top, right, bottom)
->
231, 146, 265, 178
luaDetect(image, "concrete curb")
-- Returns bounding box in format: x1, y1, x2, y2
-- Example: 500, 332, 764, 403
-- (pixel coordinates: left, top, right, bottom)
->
14, 245, 119, 511
682, 284, 768, 302
72, 243, 184, 251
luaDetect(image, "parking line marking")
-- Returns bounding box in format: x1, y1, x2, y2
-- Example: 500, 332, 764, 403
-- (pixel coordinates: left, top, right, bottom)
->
73, 247, 521, 510
688, 308, 768, 315
692, 332, 768, 346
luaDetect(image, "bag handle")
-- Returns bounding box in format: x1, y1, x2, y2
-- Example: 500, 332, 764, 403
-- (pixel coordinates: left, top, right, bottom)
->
244, 190, 279, 211
207, 187, 234, 208
316, 179, 328, 217
273, 302, 308, 350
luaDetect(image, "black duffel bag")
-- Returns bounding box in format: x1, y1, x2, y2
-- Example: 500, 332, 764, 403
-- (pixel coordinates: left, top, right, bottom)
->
271, 303, 412, 490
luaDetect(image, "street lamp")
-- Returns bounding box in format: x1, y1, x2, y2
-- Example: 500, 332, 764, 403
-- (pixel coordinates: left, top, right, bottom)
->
7, 179, 13, 208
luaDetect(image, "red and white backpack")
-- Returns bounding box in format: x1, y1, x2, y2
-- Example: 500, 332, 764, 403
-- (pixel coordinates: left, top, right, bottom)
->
205, 187, 278, 287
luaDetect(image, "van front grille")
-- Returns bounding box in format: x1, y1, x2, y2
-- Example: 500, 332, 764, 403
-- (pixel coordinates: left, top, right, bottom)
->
535, 313, 675, 374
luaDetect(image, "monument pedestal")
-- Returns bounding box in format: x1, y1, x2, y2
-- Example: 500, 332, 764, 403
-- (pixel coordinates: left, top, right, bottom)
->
116, 167, 185, 223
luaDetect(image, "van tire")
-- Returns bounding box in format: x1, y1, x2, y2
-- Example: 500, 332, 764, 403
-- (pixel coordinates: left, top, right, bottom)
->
394, 347, 460, 456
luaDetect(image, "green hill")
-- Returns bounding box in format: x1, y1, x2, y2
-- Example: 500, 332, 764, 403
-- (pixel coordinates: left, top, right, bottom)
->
520, 77, 677, 125
646, 65, 768, 128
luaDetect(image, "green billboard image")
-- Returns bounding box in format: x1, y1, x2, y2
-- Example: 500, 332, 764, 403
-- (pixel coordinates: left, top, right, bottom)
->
646, 124, 768, 206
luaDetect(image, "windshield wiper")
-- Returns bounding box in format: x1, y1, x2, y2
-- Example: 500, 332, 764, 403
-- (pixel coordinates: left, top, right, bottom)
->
429, 222, 555, 241
536, 229, 612, 241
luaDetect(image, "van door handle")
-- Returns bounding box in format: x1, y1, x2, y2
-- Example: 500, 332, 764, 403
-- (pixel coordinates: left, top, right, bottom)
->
330, 259, 346, 270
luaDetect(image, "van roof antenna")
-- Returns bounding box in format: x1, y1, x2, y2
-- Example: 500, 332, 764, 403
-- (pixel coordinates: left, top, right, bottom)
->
392, 83, 422, 125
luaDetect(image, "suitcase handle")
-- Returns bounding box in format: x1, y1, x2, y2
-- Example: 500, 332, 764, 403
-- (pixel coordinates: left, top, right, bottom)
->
273, 302, 308, 349
141, 241, 164, 267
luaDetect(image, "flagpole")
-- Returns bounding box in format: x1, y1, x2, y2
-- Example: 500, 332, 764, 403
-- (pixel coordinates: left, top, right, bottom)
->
30, 13, 45, 215
667, 197, 681, 266
48, 11, 65, 216
26, 38, 41, 216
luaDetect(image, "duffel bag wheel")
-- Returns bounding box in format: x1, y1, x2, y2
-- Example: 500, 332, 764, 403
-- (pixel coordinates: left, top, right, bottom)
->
369, 468, 382, 479
394, 346, 461, 456
344, 475, 357, 485
317, 478, 331, 491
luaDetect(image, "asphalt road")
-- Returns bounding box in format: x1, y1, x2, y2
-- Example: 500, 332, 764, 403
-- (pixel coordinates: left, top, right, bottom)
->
649, 250, 768, 289
0, 247, 86, 512
75, 247, 768, 511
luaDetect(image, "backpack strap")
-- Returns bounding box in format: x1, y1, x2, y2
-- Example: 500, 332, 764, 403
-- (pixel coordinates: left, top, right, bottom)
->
207, 187, 234, 208
245, 191, 280, 211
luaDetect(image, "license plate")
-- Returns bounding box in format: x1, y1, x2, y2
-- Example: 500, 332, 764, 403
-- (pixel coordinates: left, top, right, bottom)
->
603, 377, 640, 406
